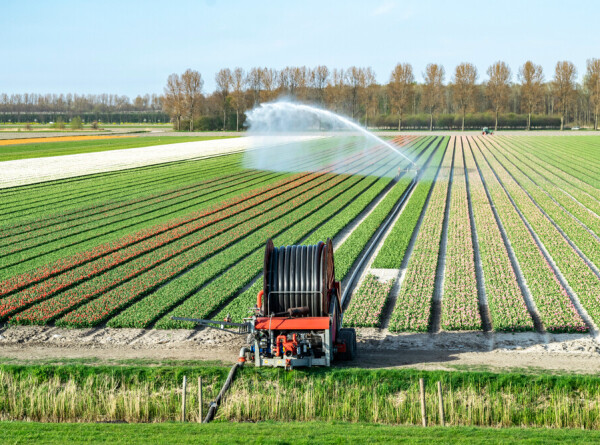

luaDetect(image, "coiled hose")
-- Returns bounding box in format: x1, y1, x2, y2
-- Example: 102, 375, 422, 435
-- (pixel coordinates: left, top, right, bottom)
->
263, 239, 335, 317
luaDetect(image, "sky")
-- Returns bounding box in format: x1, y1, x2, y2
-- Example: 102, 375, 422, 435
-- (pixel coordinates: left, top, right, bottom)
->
1, 0, 598, 97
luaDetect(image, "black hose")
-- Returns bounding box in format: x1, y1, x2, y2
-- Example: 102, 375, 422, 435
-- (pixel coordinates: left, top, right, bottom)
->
203, 362, 241, 423
265, 241, 329, 316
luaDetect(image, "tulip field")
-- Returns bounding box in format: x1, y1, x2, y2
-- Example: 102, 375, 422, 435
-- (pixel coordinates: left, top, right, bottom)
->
1, 134, 600, 335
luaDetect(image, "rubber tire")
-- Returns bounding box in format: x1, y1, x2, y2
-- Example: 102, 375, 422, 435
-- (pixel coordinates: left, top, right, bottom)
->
336, 328, 357, 361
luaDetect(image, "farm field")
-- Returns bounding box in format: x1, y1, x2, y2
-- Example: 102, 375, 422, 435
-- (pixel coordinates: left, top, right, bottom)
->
0, 135, 238, 161
1, 134, 600, 339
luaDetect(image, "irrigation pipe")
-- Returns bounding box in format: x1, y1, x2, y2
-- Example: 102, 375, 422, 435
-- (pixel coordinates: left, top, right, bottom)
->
203, 361, 242, 423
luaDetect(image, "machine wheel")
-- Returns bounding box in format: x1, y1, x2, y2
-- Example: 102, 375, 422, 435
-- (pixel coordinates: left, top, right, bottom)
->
336, 328, 357, 361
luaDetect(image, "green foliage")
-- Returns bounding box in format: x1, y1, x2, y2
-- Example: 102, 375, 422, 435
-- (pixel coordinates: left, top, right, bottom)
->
70, 116, 83, 130
373, 137, 449, 268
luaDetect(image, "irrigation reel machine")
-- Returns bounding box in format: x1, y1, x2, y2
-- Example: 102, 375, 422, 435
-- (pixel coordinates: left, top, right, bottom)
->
173, 238, 357, 370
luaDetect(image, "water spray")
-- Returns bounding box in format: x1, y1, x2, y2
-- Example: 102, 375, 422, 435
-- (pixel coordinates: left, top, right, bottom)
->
244, 101, 419, 175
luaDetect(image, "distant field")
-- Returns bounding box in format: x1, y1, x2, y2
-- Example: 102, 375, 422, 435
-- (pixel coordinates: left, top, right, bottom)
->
0, 135, 238, 162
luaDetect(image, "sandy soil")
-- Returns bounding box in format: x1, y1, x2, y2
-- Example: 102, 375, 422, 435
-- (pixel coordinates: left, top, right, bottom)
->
1, 325, 599, 374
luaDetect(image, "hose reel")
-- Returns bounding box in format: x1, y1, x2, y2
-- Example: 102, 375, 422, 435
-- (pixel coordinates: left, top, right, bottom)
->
263, 238, 337, 317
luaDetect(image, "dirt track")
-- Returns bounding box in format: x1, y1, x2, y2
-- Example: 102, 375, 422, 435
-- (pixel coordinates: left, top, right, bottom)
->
1, 325, 599, 373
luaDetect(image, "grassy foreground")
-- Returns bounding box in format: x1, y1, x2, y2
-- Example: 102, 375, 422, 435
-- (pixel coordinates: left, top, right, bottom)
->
3, 363, 600, 429
0, 135, 238, 161
2, 421, 599, 444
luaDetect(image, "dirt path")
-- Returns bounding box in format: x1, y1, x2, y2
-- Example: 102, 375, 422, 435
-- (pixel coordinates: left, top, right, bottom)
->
1, 325, 599, 373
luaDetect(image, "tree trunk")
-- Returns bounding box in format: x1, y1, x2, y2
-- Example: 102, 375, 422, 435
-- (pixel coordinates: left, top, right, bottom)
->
595, 108, 598, 131
560, 115, 564, 131
236, 110, 239, 132
527, 111, 531, 131
223, 109, 226, 131
461, 108, 465, 132
494, 108, 498, 132
398, 112, 403, 131
429, 112, 433, 131
190, 117, 193, 132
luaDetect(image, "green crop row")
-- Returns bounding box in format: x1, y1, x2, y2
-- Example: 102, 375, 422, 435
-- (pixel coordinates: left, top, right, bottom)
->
63, 148, 399, 327
215, 137, 433, 322
373, 137, 449, 269
333, 137, 439, 281
471, 138, 586, 333
480, 137, 600, 329
463, 139, 533, 331
388, 139, 455, 332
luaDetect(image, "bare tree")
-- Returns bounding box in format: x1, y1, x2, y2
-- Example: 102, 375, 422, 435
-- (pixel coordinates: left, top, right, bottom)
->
261, 68, 277, 102
231, 68, 246, 132
247, 67, 263, 106
326, 68, 346, 113
552, 61, 577, 130
486, 61, 511, 131
422, 63, 445, 131
363, 68, 378, 126
389, 63, 414, 130
518, 61, 544, 130
346, 66, 367, 119
292, 66, 308, 100
179, 69, 203, 131
311, 65, 330, 104
163, 73, 184, 130
452, 63, 478, 131
585, 59, 600, 130
215, 68, 233, 131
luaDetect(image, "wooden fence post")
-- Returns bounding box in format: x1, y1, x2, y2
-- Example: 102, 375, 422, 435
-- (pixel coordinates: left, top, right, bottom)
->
437, 381, 445, 426
181, 375, 187, 422
198, 376, 203, 423
419, 378, 427, 427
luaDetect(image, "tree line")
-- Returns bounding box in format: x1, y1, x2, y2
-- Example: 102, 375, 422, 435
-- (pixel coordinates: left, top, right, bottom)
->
0, 93, 168, 124
163, 60, 600, 131
3, 59, 599, 130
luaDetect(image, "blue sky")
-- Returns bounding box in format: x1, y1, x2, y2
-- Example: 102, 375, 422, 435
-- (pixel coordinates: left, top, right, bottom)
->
1, 0, 597, 97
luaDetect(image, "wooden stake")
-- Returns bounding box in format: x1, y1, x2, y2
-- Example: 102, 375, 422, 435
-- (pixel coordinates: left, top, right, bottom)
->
437, 381, 445, 426
198, 376, 203, 423
181, 376, 187, 422
419, 378, 427, 427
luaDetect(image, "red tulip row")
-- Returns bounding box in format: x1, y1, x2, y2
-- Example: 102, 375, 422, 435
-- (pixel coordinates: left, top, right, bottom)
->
8, 146, 394, 325
0, 146, 355, 297
54, 149, 401, 328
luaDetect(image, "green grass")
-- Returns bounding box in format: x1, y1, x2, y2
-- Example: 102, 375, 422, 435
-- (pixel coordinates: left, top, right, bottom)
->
0, 136, 238, 162
3, 363, 600, 429
2, 422, 600, 445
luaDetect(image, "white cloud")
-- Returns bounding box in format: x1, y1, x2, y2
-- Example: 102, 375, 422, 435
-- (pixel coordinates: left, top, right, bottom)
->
372, 0, 396, 16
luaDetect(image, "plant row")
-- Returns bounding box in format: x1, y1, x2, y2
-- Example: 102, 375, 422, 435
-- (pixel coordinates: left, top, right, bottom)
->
343, 274, 395, 327
60, 150, 401, 328
463, 139, 534, 331
387, 138, 455, 332
216, 139, 428, 323
472, 138, 587, 333
439, 138, 481, 331
373, 138, 449, 269
480, 137, 600, 328
333, 136, 439, 281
